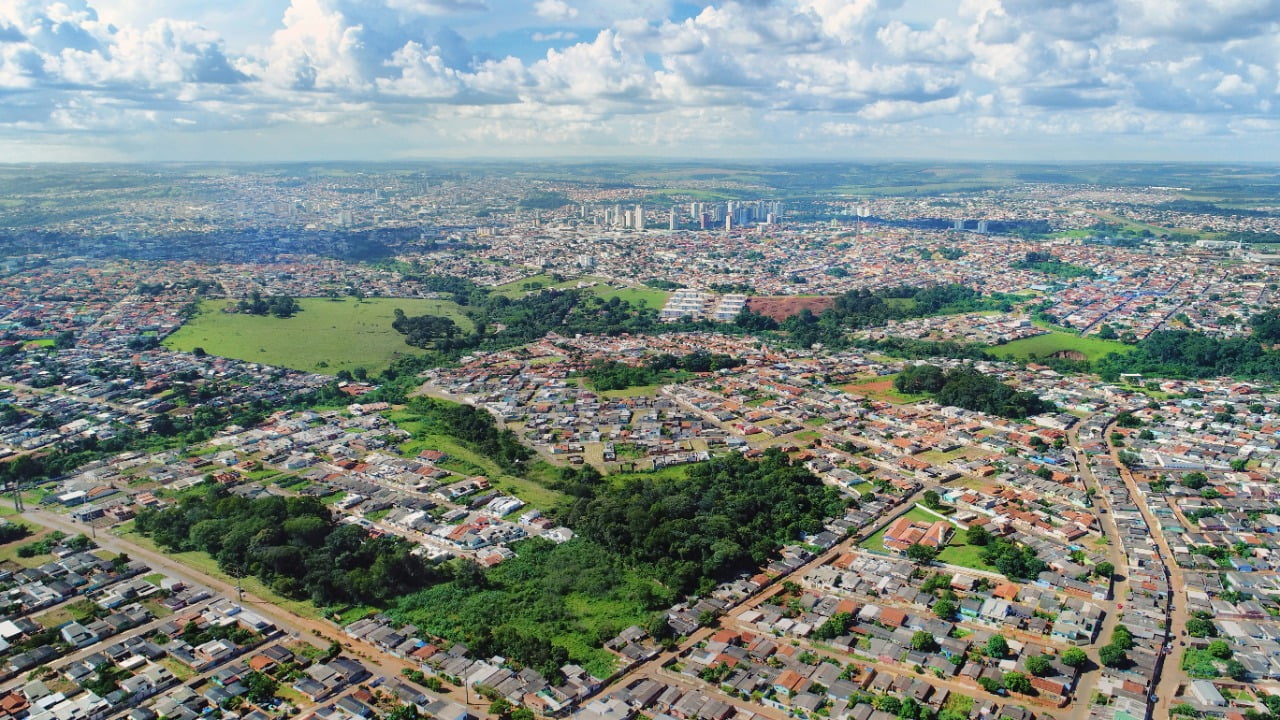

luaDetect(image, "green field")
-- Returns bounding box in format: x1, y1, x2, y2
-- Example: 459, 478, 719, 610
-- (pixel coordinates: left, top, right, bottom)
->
590, 284, 671, 309
488, 273, 585, 297
489, 274, 670, 309
935, 531, 995, 573
994, 329, 1131, 363
164, 297, 472, 375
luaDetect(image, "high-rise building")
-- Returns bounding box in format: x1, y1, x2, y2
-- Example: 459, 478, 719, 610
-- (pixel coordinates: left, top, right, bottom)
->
635, 204, 645, 231
669, 207, 677, 231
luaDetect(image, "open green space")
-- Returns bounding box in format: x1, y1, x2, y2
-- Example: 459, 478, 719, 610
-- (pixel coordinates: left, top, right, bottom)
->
488, 274, 586, 298
589, 285, 671, 310
994, 329, 1131, 363
935, 530, 995, 573
164, 297, 472, 375
488, 274, 669, 309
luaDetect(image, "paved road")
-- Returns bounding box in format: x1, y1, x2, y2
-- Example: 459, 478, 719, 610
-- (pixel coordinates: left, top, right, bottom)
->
1104, 423, 1186, 720
1061, 419, 1131, 720
22, 509, 494, 719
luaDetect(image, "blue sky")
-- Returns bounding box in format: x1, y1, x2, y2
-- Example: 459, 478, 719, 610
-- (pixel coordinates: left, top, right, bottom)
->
2, 0, 1278, 162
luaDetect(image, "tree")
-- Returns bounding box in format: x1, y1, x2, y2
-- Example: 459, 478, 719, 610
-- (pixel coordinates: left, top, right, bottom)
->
1060, 647, 1087, 668
1025, 655, 1052, 677
977, 676, 1002, 694
816, 612, 853, 641
923, 490, 943, 510
1206, 640, 1232, 659
1094, 561, 1114, 579
911, 631, 938, 653
906, 544, 938, 563
1182, 472, 1208, 490
966, 524, 991, 546
1185, 617, 1217, 638
1098, 644, 1127, 668
244, 671, 278, 704
1225, 659, 1248, 681
1111, 626, 1134, 651
874, 696, 902, 714
1003, 671, 1032, 694
986, 635, 1009, 659
488, 698, 512, 718
386, 705, 423, 720
933, 598, 957, 620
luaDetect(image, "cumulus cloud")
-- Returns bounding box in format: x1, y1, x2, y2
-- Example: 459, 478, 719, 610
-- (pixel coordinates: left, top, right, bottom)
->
0, 0, 1278, 159
533, 0, 578, 22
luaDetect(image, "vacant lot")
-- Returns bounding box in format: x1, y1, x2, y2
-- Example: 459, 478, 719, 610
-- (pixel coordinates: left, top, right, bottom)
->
746, 295, 835, 321
841, 374, 926, 404
994, 329, 1131, 363
164, 297, 472, 375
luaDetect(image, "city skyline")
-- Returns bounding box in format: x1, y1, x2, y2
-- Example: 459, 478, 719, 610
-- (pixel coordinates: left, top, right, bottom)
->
2, 0, 1279, 162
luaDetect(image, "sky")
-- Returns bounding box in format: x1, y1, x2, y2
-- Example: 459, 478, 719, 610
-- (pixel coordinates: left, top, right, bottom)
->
1, 0, 1279, 162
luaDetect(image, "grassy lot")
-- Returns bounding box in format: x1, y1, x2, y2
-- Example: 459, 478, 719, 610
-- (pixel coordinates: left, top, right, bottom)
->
0, 527, 58, 568
858, 506, 941, 553
164, 297, 472, 375
841, 374, 928, 404
599, 384, 663, 399
489, 274, 669, 308
488, 273, 585, 298
994, 329, 1131, 363
935, 532, 995, 573
160, 656, 197, 682
34, 605, 79, 628
589, 285, 670, 309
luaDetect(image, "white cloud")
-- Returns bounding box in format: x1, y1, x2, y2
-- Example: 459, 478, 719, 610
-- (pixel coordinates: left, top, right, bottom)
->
0, 0, 1278, 160
533, 0, 578, 22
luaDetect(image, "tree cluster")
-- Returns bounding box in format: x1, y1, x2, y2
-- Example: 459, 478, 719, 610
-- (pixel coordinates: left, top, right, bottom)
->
583, 352, 744, 391
237, 291, 300, 318
400, 397, 531, 473
393, 538, 674, 682
134, 486, 437, 607
1095, 328, 1280, 380
562, 449, 847, 595
895, 364, 1052, 419
392, 309, 461, 348
978, 536, 1047, 580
